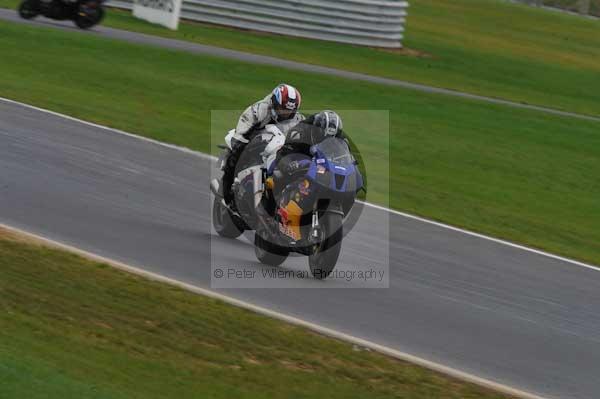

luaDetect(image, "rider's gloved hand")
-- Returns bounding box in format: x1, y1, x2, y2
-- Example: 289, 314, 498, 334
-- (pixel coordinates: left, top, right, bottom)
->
265, 124, 284, 136
279, 160, 299, 176
283, 159, 311, 175
288, 160, 301, 173
230, 137, 246, 151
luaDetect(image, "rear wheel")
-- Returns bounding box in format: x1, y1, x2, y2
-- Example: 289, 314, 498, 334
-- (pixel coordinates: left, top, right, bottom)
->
254, 232, 288, 266
18, 0, 39, 19
309, 212, 343, 279
74, 5, 104, 29
212, 197, 243, 239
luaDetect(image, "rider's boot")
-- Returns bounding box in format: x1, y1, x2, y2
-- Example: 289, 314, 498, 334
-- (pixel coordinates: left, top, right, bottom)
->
221, 139, 246, 213
254, 199, 279, 241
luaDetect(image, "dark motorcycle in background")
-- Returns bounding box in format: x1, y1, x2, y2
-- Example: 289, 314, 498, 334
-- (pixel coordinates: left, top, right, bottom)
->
211, 128, 364, 280
18, 0, 105, 29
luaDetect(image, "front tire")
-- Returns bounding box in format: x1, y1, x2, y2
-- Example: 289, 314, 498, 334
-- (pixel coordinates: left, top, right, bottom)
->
254, 232, 288, 266
212, 197, 243, 239
309, 212, 343, 279
18, 0, 39, 19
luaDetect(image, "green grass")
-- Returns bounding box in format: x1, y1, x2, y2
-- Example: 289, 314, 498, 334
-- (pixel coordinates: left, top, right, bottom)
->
0, 19, 599, 266
0, 230, 511, 399
104, 1, 600, 117
3, 0, 599, 115
100, 1, 600, 116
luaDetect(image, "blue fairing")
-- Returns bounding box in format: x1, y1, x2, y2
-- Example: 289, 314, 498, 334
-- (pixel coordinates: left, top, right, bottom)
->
307, 138, 363, 193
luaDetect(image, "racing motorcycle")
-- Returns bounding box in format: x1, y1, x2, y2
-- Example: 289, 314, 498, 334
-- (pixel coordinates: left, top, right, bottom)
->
18, 0, 105, 29
210, 127, 364, 279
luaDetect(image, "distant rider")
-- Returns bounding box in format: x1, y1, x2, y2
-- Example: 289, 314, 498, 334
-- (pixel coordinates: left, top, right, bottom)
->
274, 110, 348, 178
222, 84, 304, 210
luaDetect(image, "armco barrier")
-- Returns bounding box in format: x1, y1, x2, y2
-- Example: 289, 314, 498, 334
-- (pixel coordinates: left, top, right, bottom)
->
107, 0, 409, 48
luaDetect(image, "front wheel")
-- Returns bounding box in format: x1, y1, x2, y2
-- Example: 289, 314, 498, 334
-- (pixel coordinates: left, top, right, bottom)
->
74, 5, 104, 29
212, 197, 243, 239
254, 232, 288, 266
309, 212, 343, 280
18, 0, 39, 19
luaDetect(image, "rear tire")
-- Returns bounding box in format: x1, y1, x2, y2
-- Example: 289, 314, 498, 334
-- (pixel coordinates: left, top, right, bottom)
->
18, 0, 39, 19
74, 6, 104, 29
212, 197, 243, 239
309, 212, 343, 279
254, 233, 288, 267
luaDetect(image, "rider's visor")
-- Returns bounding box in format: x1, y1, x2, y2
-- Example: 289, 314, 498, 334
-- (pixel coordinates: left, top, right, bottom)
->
274, 103, 296, 120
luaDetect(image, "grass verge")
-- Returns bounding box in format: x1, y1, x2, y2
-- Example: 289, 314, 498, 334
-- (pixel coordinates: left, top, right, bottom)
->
0, 228, 511, 399
2, 0, 599, 115
0, 19, 599, 266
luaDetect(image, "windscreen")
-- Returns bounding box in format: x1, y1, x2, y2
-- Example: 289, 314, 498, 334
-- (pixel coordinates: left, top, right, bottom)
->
314, 137, 354, 166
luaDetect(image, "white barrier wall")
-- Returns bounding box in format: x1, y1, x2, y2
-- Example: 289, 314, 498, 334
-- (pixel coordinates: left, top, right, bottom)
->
108, 0, 409, 48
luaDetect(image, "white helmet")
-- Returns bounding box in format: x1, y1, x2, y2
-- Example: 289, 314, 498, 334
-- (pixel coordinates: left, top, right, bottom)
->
314, 110, 343, 137
271, 83, 302, 122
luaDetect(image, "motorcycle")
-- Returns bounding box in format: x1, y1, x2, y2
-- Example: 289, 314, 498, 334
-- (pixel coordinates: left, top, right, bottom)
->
210, 127, 364, 279
18, 0, 105, 29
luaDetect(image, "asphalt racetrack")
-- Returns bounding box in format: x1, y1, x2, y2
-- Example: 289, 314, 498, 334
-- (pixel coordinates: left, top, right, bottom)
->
2, 99, 600, 398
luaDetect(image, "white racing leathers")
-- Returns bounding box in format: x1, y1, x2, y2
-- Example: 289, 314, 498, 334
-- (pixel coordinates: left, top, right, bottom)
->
222, 95, 304, 207
233, 95, 304, 143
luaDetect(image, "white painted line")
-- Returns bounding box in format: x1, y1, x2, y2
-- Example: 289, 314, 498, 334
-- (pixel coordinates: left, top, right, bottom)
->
0, 222, 550, 399
0, 97, 204, 159
363, 202, 600, 273
1, 96, 599, 273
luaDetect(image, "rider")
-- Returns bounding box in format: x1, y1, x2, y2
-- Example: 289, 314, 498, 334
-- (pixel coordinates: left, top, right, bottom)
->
222, 83, 304, 209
